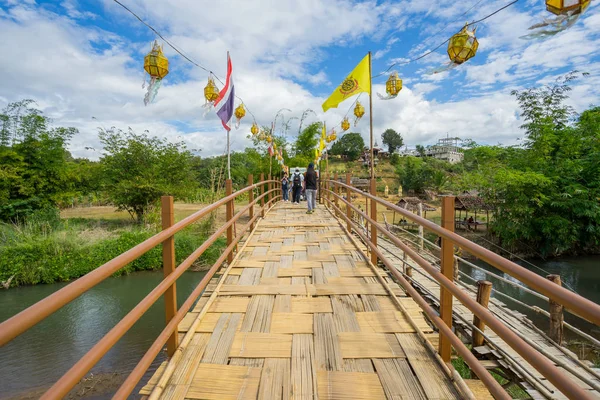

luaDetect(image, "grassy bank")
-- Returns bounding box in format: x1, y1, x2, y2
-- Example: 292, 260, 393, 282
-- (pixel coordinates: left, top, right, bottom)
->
0, 206, 226, 287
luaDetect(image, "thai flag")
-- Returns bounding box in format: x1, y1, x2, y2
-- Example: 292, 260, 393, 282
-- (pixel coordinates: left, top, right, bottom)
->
214, 52, 235, 131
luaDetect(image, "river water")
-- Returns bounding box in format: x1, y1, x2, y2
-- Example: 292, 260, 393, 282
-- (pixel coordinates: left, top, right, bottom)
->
0, 271, 206, 398
1, 257, 599, 398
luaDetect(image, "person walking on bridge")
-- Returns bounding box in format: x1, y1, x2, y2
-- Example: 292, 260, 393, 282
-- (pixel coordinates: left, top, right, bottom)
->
281, 173, 290, 202
292, 168, 303, 204
304, 163, 317, 214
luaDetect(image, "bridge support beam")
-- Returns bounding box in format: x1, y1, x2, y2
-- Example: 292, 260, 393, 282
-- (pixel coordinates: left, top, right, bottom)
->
547, 274, 564, 345
472, 280, 492, 347
226, 179, 234, 264
370, 178, 377, 266
439, 196, 455, 363
161, 196, 178, 357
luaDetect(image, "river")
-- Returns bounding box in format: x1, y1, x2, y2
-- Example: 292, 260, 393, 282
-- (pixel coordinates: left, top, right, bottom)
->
0, 271, 206, 398
1, 257, 599, 398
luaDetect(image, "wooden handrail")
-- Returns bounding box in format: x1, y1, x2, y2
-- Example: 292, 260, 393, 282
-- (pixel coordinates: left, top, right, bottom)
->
38, 186, 280, 399
324, 187, 596, 400
326, 179, 600, 326
0, 180, 280, 347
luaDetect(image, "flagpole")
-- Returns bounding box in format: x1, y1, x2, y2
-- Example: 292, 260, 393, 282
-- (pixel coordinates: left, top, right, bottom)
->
368, 51, 374, 180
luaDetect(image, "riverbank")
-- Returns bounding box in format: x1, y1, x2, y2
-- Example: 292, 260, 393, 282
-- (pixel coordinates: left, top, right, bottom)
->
0, 204, 228, 287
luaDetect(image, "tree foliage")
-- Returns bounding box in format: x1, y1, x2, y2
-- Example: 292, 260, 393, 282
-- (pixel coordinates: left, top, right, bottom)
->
99, 128, 195, 222
329, 133, 365, 161
381, 128, 403, 154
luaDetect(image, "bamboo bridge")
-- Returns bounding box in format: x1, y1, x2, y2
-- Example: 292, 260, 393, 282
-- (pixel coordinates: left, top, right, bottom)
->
1, 175, 599, 399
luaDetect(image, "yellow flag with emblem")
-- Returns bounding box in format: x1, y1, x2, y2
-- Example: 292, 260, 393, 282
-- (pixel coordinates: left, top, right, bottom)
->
322, 54, 371, 112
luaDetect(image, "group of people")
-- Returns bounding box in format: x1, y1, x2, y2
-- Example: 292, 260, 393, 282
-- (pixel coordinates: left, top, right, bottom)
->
280, 163, 318, 214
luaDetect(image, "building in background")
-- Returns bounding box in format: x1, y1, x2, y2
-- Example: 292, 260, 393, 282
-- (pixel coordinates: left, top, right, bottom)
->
425, 137, 463, 164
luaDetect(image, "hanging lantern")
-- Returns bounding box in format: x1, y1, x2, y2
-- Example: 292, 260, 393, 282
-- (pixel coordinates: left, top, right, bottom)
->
204, 77, 219, 105
143, 40, 169, 106
341, 118, 350, 132
258, 131, 265, 141
378, 72, 403, 100
354, 101, 365, 126
234, 104, 246, 129
448, 24, 479, 65
523, 0, 590, 39
266, 136, 272, 143
251, 122, 259, 135
546, 0, 590, 15
331, 130, 337, 141
326, 134, 333, 144
273, 142, 277, 151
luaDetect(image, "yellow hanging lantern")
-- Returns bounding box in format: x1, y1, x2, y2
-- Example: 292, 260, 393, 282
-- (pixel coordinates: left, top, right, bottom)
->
204, 77, 219, 105
273, 142, 277, 151
234, 104, 246, 129
546, 0, 590, 15
331, 130, 337, 141
447, 24, 479, 65
326, 134, 333, 144
251, 122, 259, 135
266, 136, 272, 143
341, 118, 350, 132
143, 40, 169, 105
354, 101, 365, 126
386, 72, 402, 95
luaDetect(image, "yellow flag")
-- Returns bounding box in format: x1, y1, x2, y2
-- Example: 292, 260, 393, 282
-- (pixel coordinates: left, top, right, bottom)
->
322, 54, 371, 112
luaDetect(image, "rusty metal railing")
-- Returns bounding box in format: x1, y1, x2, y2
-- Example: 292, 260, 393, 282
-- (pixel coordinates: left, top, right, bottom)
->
0, 175, 281, 399
322, 176, 600, 400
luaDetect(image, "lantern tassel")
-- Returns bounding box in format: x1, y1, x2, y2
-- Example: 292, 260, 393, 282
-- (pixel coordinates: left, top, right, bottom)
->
377, 92, 399, 100
144, 77, 162, 106
521, 13, 580, 40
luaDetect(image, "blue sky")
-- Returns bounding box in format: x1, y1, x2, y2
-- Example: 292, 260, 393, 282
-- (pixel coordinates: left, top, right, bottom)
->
0, 0, 598, 158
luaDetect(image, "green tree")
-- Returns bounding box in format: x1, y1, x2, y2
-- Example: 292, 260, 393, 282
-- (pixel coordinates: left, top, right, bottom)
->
99, 128, 195, 222
293, 122, 321, 160
0, 100, 76, 221
381, 129, 403, 154
415, 144, 426, 157
329, 133, 365, 161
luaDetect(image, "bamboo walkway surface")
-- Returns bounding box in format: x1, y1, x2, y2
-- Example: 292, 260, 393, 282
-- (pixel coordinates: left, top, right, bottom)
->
377, 237, 600, 400
140, 202, 472, 399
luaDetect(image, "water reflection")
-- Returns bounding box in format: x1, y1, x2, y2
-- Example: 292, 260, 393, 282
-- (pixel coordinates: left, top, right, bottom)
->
0, 271, 206, 397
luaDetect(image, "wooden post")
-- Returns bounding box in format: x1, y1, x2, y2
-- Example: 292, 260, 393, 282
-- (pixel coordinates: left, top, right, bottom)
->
161, 196, 178, 356
248, 174, 254, 231
268, 174, 272, 205
370, 178, 377, 266
406, 265, 413, 278
334, 172, 339, 216
547, 274, 564, 345
472, 280, 493, 347
417, 202, 424, 250
346, 173, 352, 231
439, 196, 455, 363
226, 179, 233, 264
260, 173, 265, 217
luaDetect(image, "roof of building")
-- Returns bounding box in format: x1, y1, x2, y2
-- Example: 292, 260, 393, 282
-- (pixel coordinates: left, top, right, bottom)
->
396, 197, 437, 212
455, 195, 492, 211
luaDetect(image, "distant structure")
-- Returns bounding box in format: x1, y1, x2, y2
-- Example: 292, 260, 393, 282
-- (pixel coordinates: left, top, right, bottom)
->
425, 137, 463, 164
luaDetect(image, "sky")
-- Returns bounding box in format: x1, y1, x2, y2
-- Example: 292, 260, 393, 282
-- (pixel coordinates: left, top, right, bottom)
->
0, 0, 598, 159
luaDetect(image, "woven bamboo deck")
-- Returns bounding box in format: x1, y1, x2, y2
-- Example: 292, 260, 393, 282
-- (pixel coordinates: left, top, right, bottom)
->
140, 202, 468, 399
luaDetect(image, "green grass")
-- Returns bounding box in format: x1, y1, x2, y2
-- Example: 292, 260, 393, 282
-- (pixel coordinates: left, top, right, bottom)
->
0, 208, 226, 287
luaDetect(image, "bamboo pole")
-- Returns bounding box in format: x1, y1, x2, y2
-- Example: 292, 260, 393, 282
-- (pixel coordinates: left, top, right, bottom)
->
547, 274, 564, 345
472, 280, 492, 347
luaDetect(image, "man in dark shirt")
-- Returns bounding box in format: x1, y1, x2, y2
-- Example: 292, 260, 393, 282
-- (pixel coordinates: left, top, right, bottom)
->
304, 163, 318, 214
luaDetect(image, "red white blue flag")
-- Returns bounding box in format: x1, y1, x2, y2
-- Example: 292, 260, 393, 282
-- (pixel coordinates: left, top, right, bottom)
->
214, 52, 235, 131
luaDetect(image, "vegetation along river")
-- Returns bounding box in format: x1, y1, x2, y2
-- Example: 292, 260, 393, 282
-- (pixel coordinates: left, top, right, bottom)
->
1, 257, 599, 398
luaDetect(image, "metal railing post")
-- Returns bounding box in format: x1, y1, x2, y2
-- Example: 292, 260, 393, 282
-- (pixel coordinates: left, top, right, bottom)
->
160, 196, 178, 357
439, 195, 455, 362
547, 274, 564, 345
260, 173, 265, 217
346, 173, 352, 231
248, 174, 254, 231
370, 178, 377, 266
473, 280, 492, 347
226, 179, 233, 264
